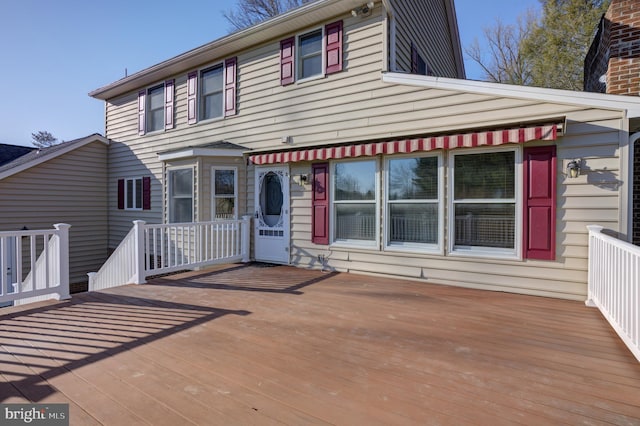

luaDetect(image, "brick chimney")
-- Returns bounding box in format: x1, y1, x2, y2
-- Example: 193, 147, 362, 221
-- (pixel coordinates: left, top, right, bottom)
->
584, 0, 640, 96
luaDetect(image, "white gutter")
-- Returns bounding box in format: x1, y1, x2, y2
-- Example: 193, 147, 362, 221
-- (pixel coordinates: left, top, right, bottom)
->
382, 72, 640, 118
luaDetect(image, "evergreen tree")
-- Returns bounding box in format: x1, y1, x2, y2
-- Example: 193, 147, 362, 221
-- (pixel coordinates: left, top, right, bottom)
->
466, 0, 610, 90
523, 0, 610, 90
31, 131, 58, 148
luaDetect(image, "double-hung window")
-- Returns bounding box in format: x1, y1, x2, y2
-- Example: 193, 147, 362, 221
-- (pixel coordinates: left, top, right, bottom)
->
168, 168, 194, 223
125, 177, 143, 210
146, 85, 165, 132
332, 160, 378, 246
139, 80, 174, 135
200, 64, 224, 121
212, 167, 237, 219
298, 29, 323, 80
450, 148, 519, 256
280, 21, 343, 85
187, 58, 237, 124
386, 155, 442, 250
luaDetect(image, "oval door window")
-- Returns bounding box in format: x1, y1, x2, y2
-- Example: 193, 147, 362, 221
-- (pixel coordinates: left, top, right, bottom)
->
261, 172, 283, 226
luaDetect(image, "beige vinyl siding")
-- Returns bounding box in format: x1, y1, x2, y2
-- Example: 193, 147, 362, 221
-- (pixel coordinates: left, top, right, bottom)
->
286, 102, 624, 300
102, 5, 625, 300
392, 0, 459, 77
0, 142, 108, 285
104, 10, 387, 247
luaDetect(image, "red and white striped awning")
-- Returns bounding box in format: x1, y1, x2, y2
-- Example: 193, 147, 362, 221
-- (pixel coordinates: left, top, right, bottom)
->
249, 124, 559, 165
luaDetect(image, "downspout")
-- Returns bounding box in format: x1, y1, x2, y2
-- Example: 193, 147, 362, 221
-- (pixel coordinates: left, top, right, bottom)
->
381, 0, 396, 72
628, 131, 640, 242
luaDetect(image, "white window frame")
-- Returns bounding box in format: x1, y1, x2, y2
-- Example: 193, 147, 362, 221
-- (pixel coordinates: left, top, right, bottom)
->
146, 84, 165, 133
330, 158, 380, 248
168, 167, 195, 224
384, 153, 444, 254
296, 26, 325, 83
199, 62, 225, 122
448, 146, 522, 259
211, 166, 238, 220
124, 177, 143, 211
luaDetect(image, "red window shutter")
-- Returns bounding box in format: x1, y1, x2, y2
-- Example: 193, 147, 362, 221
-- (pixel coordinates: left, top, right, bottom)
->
523, 146, 557, 260
312, 163, 330, 245
164, 79, 174, 130
325, 20, 343, 74
117, 179, 125, 210
187, 71, 198, 124
224, 57, 237, 116
142, 176, 151, 210
410, 42, 418, 74
280, 37, 295, 86
138, 90, 146, 135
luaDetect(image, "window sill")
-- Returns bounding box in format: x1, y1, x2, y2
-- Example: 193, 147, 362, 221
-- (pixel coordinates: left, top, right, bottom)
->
448, 248, 521, 261
330, 240, 378, 250
296, 73, 325, 84
384, 244, 443, 256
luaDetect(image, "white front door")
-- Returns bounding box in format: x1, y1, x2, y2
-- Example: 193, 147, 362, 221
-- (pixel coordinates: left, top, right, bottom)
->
254, 166, 290, 263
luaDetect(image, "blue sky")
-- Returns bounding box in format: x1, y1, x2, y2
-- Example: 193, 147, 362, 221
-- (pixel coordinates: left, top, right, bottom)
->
0, 0, 539, 146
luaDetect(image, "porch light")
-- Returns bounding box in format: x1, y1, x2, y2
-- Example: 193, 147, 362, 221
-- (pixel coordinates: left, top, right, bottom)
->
351, 1, 374, 17
567, 159, 581, 178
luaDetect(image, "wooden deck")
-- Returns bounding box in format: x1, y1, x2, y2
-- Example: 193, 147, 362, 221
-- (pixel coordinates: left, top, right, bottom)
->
1, 263, 639, 425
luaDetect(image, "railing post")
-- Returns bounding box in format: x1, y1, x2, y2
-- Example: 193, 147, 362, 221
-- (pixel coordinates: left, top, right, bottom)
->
585, 225, 604, 307
241, 215, 251, 263
53, 223, 71, 300
132, 220, 147, 284
87, 272, 97, 292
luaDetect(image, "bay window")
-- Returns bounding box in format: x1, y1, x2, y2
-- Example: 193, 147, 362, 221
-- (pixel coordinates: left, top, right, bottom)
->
168, 168, 194, 223
212, 167, 237, 219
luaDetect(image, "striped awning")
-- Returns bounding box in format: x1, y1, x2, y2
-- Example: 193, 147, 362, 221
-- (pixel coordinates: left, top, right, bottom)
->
248, 124, 559, 165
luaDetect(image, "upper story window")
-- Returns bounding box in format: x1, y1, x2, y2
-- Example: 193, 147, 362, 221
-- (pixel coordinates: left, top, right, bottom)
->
200, 64, 224, 121
146, 85, 165, 132
280, 20, 343, 86
187, 57, 237, 125
411, 42, 431, 76
138, 80, 174, 135
298, 29, 323, 80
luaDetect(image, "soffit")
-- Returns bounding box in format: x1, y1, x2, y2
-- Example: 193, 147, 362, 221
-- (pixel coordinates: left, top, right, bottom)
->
90, 0, 366, 100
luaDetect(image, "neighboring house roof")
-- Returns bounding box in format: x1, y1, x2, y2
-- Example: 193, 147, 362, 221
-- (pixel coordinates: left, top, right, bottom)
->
0, 134, 109, 181
0, 144, 36, 167
382, 72, 640, 122
89, 0, 464, 100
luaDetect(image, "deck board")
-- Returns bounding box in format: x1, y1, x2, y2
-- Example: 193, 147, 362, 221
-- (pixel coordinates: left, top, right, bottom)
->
1, 263, 639, 425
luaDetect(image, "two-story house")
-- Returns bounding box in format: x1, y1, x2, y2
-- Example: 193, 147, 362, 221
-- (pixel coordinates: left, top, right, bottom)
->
90, 0, 640, 301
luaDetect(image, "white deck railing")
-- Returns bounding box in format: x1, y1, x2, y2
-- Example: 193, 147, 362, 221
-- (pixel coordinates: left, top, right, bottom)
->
0, 224, 71, 305
587, 225, 640, 362
88, 217, 251, 291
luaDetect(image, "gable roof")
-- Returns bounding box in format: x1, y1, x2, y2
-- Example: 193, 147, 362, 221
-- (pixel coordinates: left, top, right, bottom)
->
0, 134, 109, 181
382, 72, 640, 120
89, 0, 464, 100
0, 144, 35, 167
